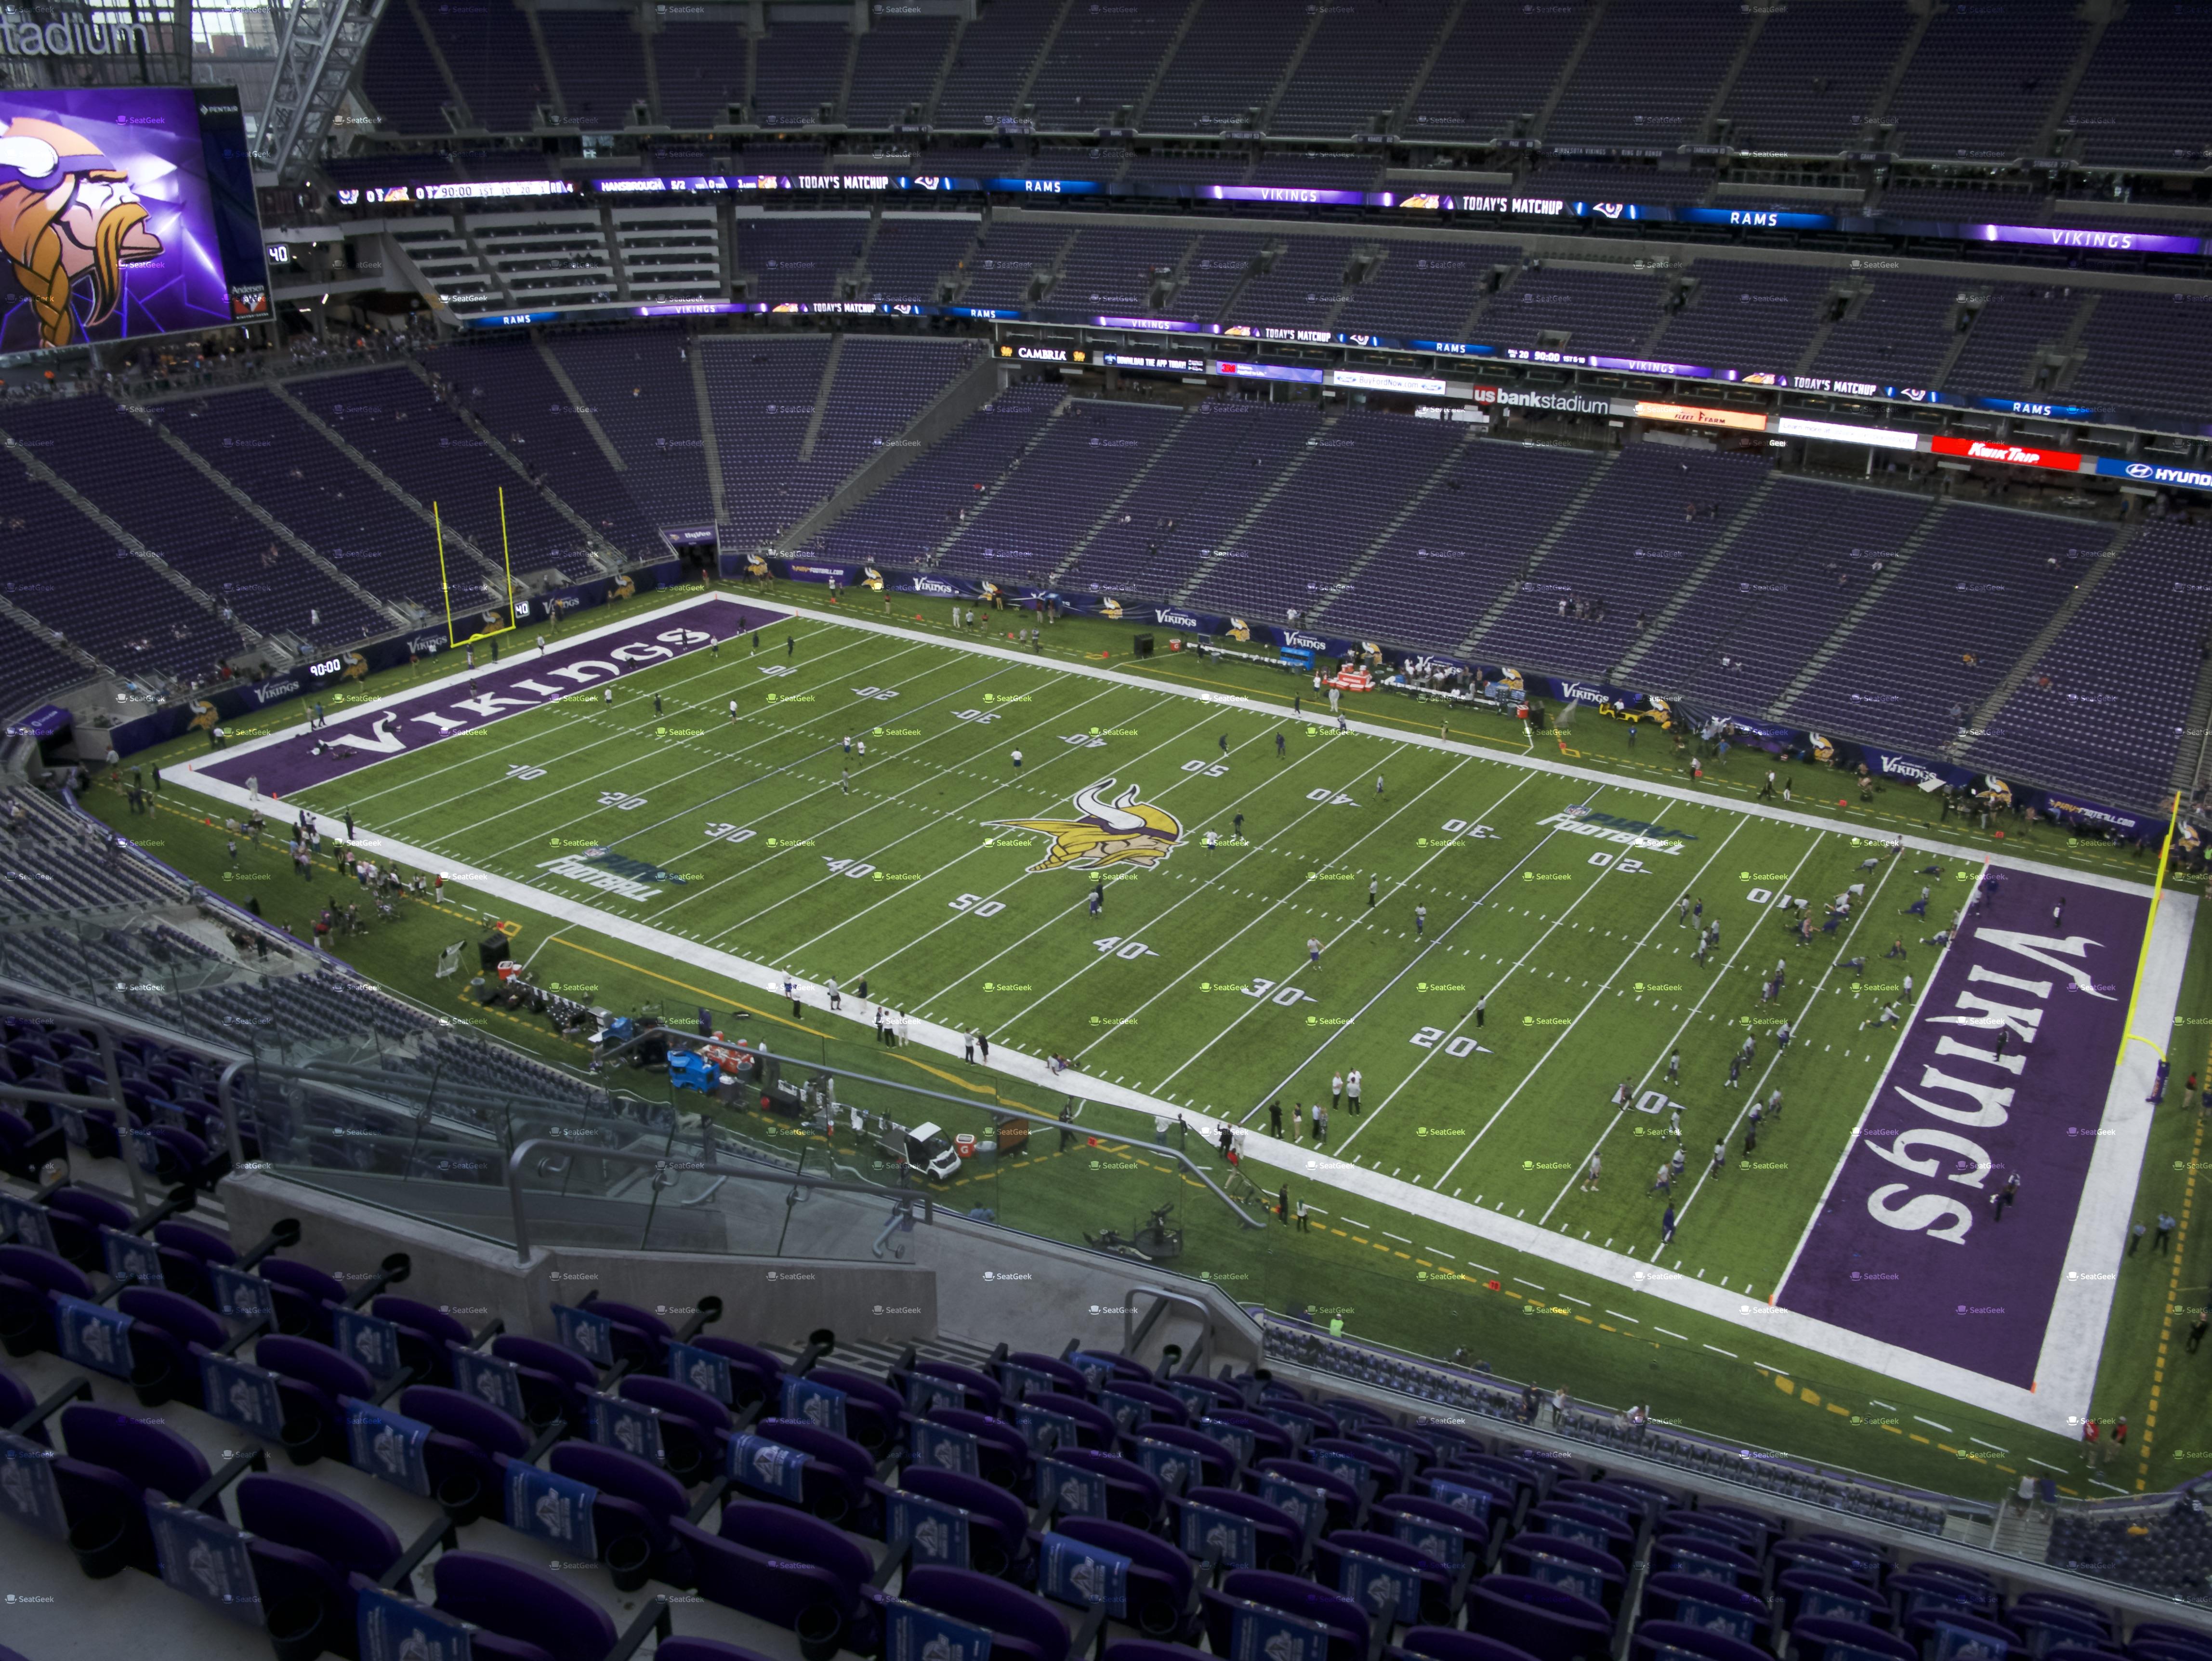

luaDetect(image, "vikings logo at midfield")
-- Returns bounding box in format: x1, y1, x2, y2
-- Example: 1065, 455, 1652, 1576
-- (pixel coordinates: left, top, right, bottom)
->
990, 778, 1182, 873
0, 118, 162, 348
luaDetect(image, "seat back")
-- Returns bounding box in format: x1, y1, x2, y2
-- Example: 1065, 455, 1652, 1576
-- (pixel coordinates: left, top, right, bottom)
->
432, 1551, 616, 1661
237, 1472, 401, 1578
400, 1384, 534, 1458
906, 1564, 1071, 1661
257, 1333, 377, 1403
117, 1286, 224, 1350
59, 1403, 208, 1503
549, 1439, 687, 1521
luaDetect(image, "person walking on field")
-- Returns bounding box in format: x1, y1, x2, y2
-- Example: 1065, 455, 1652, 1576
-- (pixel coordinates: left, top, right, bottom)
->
1346, 1069, 1362, 1114
1580, 1154, 1601, 1192
1330, 1072, 1344, 1113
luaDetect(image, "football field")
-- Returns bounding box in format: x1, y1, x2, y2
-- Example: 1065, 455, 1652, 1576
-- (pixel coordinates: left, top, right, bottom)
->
171, 590, 2187, 1431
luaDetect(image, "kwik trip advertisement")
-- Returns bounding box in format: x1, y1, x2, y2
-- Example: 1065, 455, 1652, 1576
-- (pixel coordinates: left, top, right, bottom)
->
0, 83, 269, 352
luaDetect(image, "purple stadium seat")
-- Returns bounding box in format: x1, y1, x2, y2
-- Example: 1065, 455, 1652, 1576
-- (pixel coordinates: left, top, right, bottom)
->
1632, 1620, 1775, 1661
905, 1565, 1072, 1661
929, 1404, 1032, 1490
576, 1298, 672, 1371
1174, 1484, 1304, 1573
432, 1551, 616, 1661
894, 1464, 1032, 1576
548, 1438, 692, 1585
1778, 1566, 1888, 1628
115, 1285, 223, 1408
0, 1363, 40, 1441
1133, 1423, 1236, 1491
53, 1402, 217, 1576
756, 1415, 878, 1527
805, 1364, 906, 1451
1397, 1630, 1547, 1661
1651, 1531, 1763, 1595
1022, 1388, 1121, 1451
676, 1496, 881, 1655
1041, 1444, 1164, 1529
1530, 1500, 1637, 1570
656, 1644, 785, 1661
1642, 1570, 1771, 1641
257, 1331, 378, 1463
1308, 1436, 1405, 1500
370, 1295, 472, 1387
1770, 1536, 1879, 1586
258, 1257, 345, 1343
1256, 1456, 1366, 1536
1501, 1531, 1627, 1613
1205, 1569, 1370, 1661
0, 1243, 93, 1356
1053, 1516, 1194, 1636
1005, 1352, 1092, 1397
1315, 1528, 1455, 1626
237, 1472, 401, 1656
1790, 1616, 1916, 1661
908, 1358, 1002, 1412
490, 1332, 598, 1428
398, 1382, 532, 1517
1462, 1573, 1613, 1661
1195, 1407, 1298, 1466
617, 1372, 726, 1483
689, 1335, 783, 1407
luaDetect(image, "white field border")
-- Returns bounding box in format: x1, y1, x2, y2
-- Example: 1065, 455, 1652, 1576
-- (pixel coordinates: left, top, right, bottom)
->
161, 591, 2190, 1430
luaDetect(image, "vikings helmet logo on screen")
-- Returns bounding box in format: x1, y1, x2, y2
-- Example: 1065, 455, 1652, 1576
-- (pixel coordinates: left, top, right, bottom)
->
989, 779, 1182, 873
0, 118, 162, 348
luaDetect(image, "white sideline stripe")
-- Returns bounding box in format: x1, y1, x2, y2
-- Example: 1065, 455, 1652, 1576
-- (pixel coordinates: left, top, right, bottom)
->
160, 594, 2186, 1432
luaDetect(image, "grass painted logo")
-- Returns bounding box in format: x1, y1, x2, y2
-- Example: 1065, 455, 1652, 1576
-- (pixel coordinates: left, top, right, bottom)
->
988, 778, 1182, 873
581, 846, 686, 884
537, 846, 688, 899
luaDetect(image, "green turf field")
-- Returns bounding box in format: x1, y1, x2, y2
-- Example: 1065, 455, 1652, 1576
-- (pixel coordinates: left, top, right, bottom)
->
265, 602, 1982, 1304
117, 582, 2212, 1504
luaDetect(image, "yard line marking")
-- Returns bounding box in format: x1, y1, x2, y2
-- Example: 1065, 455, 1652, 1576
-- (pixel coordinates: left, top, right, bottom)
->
1513, 1278, 1545, 1291
1870, 1398, 1899, 1410
1702, 1344, 1738, 1358
1383, 1231, 1412, 1244
1914, 1416, 1953, 1432
1340, 1216, 1371, 1229
397, 630, 925, 845
1237, 773, 1592, 1130
1657, 1328, 1689, 1341
1970, 1437, 2006, 1452
1604, 1311, 1639, 1323
1083, 757, 1524, 1086
1559, 1294, 1590, 1306
718, 677, 1165, 944
1429, 814, 1752, 1188
1425, 1247, 1454, 1259
895, 720, 1362, 1008
1538, 825, 1826, 1226
991, 742, 1445, 1043
2027, 1457, 2065, 1472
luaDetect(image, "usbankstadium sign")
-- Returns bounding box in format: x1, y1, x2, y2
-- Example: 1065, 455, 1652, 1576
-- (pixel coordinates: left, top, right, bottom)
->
0, 12, 158, 53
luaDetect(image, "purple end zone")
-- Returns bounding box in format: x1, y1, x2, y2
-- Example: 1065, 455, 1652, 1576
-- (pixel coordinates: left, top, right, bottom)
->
193, 599, 786, 799
1777, 868, 2147, 1387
